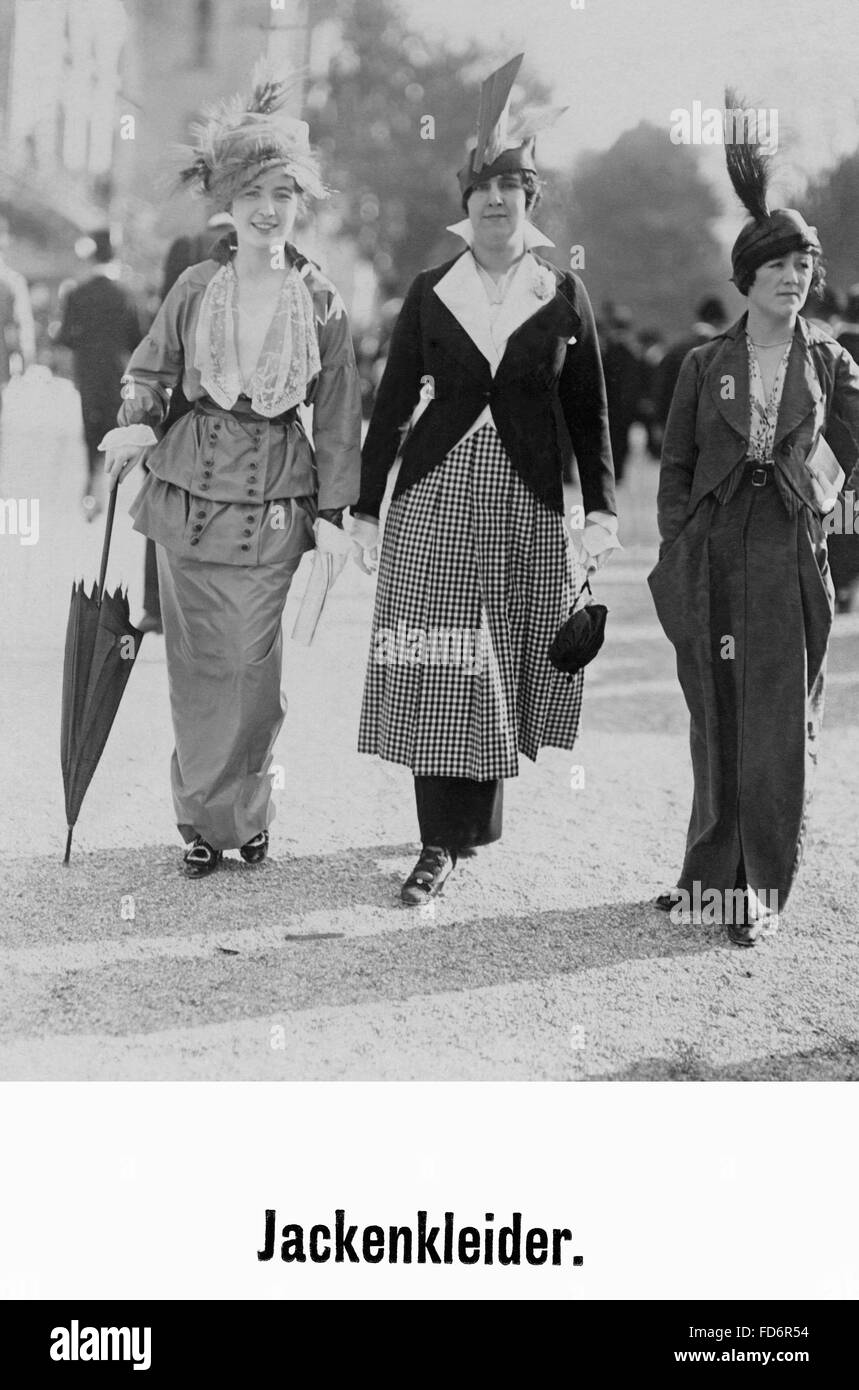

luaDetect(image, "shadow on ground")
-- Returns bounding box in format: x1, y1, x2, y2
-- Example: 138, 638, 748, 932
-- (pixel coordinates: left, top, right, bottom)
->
0, 843, 731, 1041
598, 1038, 859, 1082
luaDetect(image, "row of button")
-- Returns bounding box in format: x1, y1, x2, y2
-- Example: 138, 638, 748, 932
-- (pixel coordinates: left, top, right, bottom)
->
189, 506, 259, 550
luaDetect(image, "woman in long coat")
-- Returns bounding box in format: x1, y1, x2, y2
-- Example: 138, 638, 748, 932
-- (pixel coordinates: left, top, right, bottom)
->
351, 55, 619, 904
649, 108, 859, 944
105, 68, 361, 876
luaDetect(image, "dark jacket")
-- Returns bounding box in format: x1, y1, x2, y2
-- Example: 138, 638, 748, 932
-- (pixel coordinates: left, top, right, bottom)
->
837, 326, 859, 365
355, 253, 615, 519
658, 313, 859, 553
654, 326, 716, 427
56, 272, 141, 424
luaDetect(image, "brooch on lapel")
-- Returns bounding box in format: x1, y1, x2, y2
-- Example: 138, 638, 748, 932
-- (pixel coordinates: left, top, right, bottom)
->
533, 265, 556, 301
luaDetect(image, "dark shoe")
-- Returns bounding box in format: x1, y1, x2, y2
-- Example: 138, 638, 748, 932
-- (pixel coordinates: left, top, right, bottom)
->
239, 830, 269, 864
727, 920, 761, 947
401, 844, 456, 906
654, 890, 684, 912
182, 835, 222, 878
138, 612, 163, 635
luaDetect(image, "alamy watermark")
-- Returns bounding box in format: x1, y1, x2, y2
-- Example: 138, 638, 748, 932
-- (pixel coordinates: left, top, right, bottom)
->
669, 882, 780, 927
0, 497, 39, 544
824, 492, 859, 534
373, 622, 488, 674
670, 101, 779, 151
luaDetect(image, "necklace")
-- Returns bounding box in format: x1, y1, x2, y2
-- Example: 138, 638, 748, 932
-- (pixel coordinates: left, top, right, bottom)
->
749, 337, 793, 348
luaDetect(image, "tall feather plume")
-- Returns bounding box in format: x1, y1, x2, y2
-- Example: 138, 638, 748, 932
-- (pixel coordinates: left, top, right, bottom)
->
473, 53, 524, 173
246, 56, 302, 116
507, 104, 569, 143
175, 58, 305, 192
723, 86, 772, 221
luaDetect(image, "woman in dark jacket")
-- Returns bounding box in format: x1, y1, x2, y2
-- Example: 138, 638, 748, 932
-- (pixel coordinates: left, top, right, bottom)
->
649, 98, 859, 945
351, 54, 619, 904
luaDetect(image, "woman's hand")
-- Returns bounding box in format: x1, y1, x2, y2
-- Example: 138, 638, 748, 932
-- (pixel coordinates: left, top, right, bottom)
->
103, 444, 150, 491
313, 516, 353, 556
572, 517, 622, 577
349, 514, 380, 574
99, 425, 158, 490
571, 532, 603, 578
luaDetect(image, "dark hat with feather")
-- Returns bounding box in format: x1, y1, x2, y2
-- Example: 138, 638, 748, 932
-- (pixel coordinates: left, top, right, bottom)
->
724, 86, 820, 288
457, 53, 567, 198
176, 59, 328, 209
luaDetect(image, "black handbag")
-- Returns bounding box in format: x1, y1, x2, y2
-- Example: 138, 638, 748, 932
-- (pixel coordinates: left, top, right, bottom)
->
548, 578, 608, 676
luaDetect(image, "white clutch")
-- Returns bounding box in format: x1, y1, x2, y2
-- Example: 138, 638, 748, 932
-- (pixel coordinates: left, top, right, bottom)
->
804, 434, 845, 513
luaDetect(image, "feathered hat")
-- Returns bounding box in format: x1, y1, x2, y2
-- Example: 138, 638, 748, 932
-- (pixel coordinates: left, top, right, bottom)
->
457, 53, 567, 198
176, 60, 328, 209
724, 87, 820, 286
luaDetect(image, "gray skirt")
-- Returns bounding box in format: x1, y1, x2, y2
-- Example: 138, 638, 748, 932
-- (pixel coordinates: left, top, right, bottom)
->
156, 546, 304, 850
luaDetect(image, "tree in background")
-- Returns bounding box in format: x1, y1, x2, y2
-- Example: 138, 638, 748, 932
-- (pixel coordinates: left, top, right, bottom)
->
310, 0, 554, 293
802, 149, 859, 295
539, 122, 726, 336
311, 3, 727, 334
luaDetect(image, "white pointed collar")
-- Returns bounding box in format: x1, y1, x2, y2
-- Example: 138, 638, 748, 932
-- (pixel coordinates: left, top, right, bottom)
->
446, 218, 555, 250
433, 248, 559, 372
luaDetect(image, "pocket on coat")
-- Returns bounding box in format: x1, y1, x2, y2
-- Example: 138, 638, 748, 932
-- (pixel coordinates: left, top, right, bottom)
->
647, 513, 707, 649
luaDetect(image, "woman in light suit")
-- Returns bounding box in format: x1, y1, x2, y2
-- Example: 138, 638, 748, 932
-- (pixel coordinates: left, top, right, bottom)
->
649, 100, 859, 944
104, 67, 361, 877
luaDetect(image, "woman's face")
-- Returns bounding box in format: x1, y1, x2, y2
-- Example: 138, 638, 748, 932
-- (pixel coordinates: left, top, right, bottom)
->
747, 250, 815, 319
467, 174, 528, 252
231, 166, 300, 250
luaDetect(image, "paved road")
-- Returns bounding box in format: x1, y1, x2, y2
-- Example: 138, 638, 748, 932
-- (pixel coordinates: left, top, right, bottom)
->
1, 373, 857, 1079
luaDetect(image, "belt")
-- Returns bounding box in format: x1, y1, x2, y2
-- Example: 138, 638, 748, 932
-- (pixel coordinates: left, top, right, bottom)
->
746, 458, 775, 487
192, 397, 300, 427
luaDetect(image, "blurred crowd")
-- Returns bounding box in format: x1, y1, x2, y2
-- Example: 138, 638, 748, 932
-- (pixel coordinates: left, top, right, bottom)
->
593, 285, 859, 480
2, 214, 858, 612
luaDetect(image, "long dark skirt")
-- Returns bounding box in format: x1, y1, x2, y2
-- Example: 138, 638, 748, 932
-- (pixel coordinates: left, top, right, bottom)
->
414, 775, 503, 850
648, 470, 833, 912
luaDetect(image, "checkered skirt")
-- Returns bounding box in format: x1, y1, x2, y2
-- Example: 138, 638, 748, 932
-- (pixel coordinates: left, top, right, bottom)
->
358, 424, 585, 778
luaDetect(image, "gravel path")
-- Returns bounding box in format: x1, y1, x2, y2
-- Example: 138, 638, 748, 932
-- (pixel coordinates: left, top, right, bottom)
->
1, 375, 857, 1080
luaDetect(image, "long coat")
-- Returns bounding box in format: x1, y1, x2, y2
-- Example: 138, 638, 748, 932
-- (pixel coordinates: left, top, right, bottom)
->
829, 326, 859, 595
56, 273, 142, 453
355, 253, 616, 520
648, 313, 859, 909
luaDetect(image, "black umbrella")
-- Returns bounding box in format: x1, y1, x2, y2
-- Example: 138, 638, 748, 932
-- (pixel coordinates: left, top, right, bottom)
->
61, 488, 144, 863
548, 578, 608, 677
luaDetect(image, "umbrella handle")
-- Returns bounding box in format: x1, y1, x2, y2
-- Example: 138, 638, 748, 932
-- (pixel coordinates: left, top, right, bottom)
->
97, 487, 119, 604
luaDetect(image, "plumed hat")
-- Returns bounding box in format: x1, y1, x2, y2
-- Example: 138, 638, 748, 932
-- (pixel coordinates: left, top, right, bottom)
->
176, 59, 328, 208
457, 53, 567, 198
724, 87, 820, 286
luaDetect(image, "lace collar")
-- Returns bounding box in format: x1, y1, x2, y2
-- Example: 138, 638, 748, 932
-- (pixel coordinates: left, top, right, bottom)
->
194, 259, 321, 417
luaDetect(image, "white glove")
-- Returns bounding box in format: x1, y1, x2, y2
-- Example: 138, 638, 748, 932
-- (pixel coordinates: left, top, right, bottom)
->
99, 425, 158, 491
349, 514, 380, 575
571, 520, 622, 576
312, 516, 354, 556
103, 445, 151, 490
